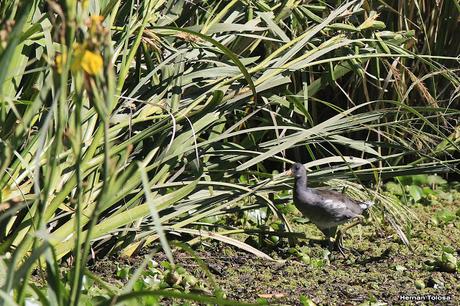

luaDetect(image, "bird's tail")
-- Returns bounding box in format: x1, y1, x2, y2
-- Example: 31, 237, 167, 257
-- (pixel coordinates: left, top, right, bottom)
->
359, 200, 374, 211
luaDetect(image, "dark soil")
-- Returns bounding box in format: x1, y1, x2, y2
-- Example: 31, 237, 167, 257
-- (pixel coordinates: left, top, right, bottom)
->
91, 193, 460, 305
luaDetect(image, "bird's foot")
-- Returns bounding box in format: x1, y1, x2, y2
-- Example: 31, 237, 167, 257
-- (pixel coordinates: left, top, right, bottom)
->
325, 235, 347, 256
334, 231, 348, 257
333, 234, 362, 257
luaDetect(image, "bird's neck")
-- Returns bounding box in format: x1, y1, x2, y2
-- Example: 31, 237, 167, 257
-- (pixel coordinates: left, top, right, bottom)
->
295, 176, 307, 191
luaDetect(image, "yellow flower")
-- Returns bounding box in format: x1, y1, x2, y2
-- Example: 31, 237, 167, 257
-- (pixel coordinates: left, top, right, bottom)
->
80, 50, 103, 75
90, 15, 104, 24
55, 52, 66, 74
71, 44, 103, 75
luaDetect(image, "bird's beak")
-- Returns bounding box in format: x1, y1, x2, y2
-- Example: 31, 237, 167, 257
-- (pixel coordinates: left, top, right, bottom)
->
286, 169, 293, 177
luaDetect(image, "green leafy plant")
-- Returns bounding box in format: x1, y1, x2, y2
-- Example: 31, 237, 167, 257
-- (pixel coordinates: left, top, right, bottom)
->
425, 247, 459, 273
0, 0, 459, 304
385, 174, 449, 204
114, 259, 209, 302
432, 209, 458, 226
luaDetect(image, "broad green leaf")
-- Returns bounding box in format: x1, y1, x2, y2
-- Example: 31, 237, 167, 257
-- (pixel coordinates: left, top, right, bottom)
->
52, 180, 198, 258
408, 185, 423, 202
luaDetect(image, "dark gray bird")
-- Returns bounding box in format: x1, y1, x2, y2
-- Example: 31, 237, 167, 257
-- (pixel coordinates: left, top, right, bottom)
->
287, 162, 373, 254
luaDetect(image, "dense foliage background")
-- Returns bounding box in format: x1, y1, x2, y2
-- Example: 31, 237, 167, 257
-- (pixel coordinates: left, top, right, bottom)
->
0, 0, 458, 304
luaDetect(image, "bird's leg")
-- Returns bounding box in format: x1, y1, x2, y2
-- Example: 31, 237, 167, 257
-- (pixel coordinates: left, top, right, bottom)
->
341, 216, 364, 233
335, 216, 365, 256
321, 227, 337, 250
335, 229, 346, 257
325, 227, 348, 257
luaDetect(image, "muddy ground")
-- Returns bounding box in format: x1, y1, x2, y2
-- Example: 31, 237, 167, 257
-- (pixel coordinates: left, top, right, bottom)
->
92, 191, 460, 305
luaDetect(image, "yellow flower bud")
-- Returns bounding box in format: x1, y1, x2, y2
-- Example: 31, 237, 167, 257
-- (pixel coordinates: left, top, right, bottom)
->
80, 50, 103, 75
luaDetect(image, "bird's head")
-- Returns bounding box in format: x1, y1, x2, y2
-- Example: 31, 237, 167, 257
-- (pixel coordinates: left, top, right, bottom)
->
286, 163, 306, 179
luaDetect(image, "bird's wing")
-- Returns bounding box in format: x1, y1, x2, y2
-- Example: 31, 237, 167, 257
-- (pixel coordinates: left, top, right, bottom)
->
320, 199, 358, 221
311, 189, 364, 218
